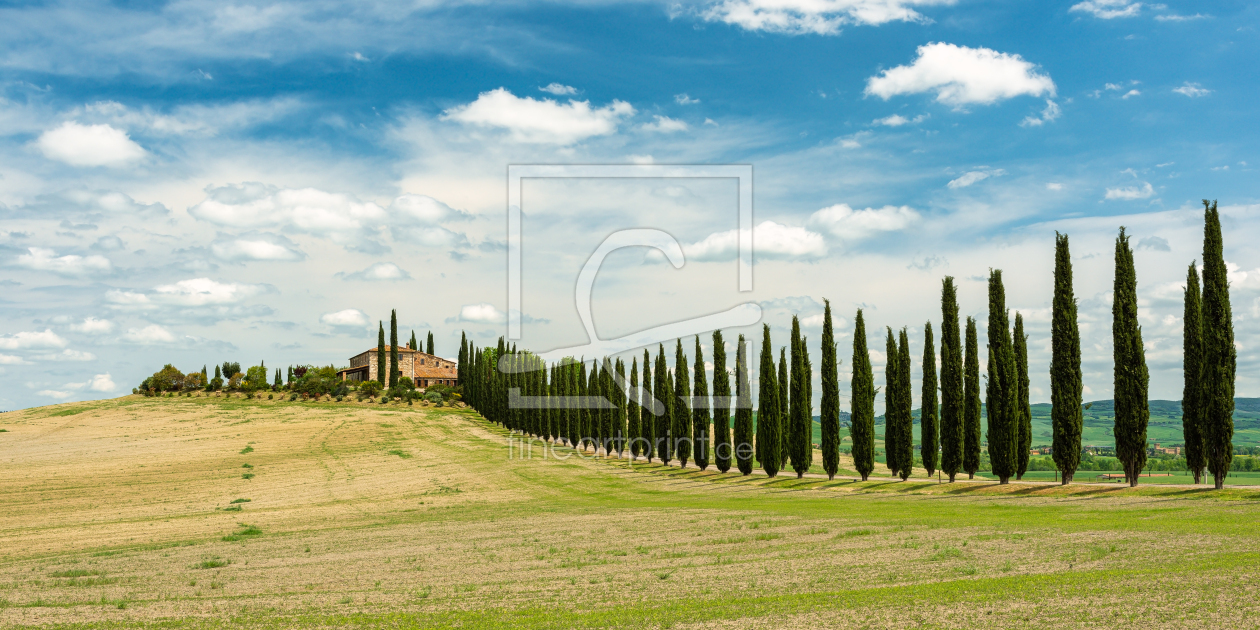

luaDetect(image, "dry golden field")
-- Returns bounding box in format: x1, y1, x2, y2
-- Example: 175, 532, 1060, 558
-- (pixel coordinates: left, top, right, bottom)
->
2, 394, 1260, 629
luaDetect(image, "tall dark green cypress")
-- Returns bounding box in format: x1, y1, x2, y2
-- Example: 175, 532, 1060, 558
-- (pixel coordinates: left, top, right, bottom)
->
757, 325, 782, 477
1051, 232, 1083, 484
411, 331, 419, 352
1014, 313, 1031, 480
614, 358, 627, 457
377, 322, 387, 386
820, 301, 840, 480
427, 331, 435, 355
578, 360, 590, 451
713, 330, 732, 473
963, 317, 981, 479
1201, 200, 1236, 490
883, 327, 900, 476
629, 357, 641, 459
655, 345, 672, 464
389, 310, 400, 388
789, 317, 811, 478
1183, 262, 1206, 484
674, 340, 692, 467
1113, 228, 1150, 487
986, 270, 1018, 484
734, 335, 754, 475
921, 322, 939, 477
896, 328, 913, 481
693, 336, 711, 471
642, 349, 655, 462
458, 333, 467, 387
778, 347, 789, 465
851, 310, 875, 481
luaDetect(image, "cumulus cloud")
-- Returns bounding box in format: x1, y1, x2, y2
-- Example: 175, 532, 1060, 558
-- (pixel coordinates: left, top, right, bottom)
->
0, 354, 30, 365
1020, 99, 1061, 127
390, 194, 470, 226
36, 121, 147, 167
152, 278, 266, 306
123, 324, 176, 344
873, 113, 927, 126
683, 220, 827, 262
189, 183, 388, 252
1155, 13, 1207, 22
1046, 182, 1064, 190
701, 0, 956, 34
1069, 0, 1141, 19
105, 278, 271, 323
320, 308, 370, 328
85, 373, 116, 391
1137, 236, 1171, 251
674, 93, 700, 105
1173, 82, 1211, 97
807, 204, 920, 240
442, 88, 634, 145
1104, 182, 1154, 200
641, 115, 688, 133
539, 83, 578, 95
338, 262, 411, 281
34, 348, 98, 362
453, 303, 508, 324
18, 190, 169, 221
14, 247, 112, 275
865, 43, 1054, 107
209, 233, 305, 262
947, 168, 1005, 189
0, 329, 68, 350
38, 389, 74, 399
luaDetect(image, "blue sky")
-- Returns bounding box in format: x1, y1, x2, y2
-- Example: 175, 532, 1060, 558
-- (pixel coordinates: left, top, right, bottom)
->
1, 0, 1258, 411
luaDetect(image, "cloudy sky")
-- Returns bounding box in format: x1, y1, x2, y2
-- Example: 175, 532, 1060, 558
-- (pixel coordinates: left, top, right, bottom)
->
1, 0, 1257, 411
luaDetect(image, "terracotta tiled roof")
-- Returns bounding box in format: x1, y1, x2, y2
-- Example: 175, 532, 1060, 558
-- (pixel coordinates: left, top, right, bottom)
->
413, 366, 457, 378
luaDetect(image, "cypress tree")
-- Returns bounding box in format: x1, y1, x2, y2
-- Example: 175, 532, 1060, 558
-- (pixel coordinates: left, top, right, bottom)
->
986, 270, 1018, 484
674, 340, 692, 467
921, 322, 939, 477
274, 368, 282, 388
642, 349, 655, 462
427, 331, 435, 355
1051, 232, 1083, 484
458, 333, 467, 385
655, 345, 672, 464
411, 331, 418, 352
389, 310, 399, 388
578, 360, 589, 451
789, 316, 811, 478
614, 358, 627, 457
377, 322, 387, 386
593, 362, 605, 453
202, 365, 209, 382
940, 278, 962, 482
1202, 200, 1236, 490
964, 317, 981, 479
850, 310, 875, 481
1113, 228, 1150, 487
628, 357, 641, 459
693, 336, 711, 471
713, 330, 732, 473
1183, 262, 1206, 484
820, 301, 840, 480
757, 325, 782, 477
778, 347, 789, 465
286, 365, 292, 386
896, 328, 913, 481
734, 335, 754, 475
1014, 313, 1031, 480
884, 327, 900, 477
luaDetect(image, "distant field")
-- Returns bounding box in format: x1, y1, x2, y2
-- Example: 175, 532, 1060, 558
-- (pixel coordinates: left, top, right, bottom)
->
3, 394, 1260, 629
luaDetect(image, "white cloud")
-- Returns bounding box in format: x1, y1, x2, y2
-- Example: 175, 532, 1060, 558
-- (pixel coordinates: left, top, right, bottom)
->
210, 234, 305, 262
0, 329, 68, 350
0, 354, 30, 365
702, 0, 956, 35
641, 115, 688, 133
684, 220, 827, 262
455, 303, 507, 324
1069, 0, 1141, 19
1104, 182, 1154, 200
539, 83, 578, 96
34, 349, 98, 362
1019, 99, 1061, 127
1121, 89, 1141, 99
123, 324, 176, 344
350, 51, 370, 62
36, 121, 147, 167
873, 113, 928, 126
320, 308, 370, 328
866, 43, 1054, 107
1173, 82, 1211, 97
1155, 13, 1207, 22
38, 390, 74, 399
442, 88, 634, 145
188, 183, 389, 252
15, 247, 112, 275
152, 278, 266, 306
389, 194, 470, 226
1046, 182, 1064, 191
85, 373, 116, 392
674, 93, 700, 105
340, 262, 411, 281
947, 168, 1005, 188
807, 204, 920, 240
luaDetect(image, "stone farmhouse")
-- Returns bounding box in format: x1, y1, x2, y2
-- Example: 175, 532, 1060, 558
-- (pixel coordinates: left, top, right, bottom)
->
337, 344, 458, 388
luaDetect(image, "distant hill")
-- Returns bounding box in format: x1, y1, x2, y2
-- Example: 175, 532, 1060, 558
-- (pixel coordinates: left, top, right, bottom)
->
812, 398, 1260, 448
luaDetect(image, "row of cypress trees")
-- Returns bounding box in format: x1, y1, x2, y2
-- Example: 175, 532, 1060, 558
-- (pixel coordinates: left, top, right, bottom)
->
458, 205, 1235, 488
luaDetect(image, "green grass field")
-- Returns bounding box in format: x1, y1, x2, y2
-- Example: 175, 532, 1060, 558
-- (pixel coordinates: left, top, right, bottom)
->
2, 394, 1260, 628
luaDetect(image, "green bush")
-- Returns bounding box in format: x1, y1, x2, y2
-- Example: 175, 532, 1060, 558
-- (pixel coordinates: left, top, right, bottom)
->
358, 381, 382, 398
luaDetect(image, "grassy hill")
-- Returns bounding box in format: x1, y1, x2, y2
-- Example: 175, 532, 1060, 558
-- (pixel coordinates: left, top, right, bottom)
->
3, 394, 1260, 628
